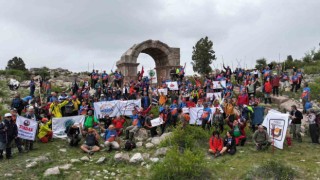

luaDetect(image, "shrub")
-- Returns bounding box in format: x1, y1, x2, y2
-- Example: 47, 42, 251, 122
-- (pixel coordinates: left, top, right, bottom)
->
0, 69, 30, 81
161, 125, 210, 150
304, 61, 320, 74
245, 160, 296, 180
150, 147, 211, 180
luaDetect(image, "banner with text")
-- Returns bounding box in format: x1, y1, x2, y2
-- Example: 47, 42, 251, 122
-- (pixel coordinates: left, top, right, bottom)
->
16, 116, 38, 141
166, 81, 179, 90
262, 111, 289, 149
189, 107, 216, 125
52, 115, 85, 138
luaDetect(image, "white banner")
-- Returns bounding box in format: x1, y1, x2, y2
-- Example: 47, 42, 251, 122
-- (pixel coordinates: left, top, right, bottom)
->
166, 81, 179, 90
214, 92, 223, 102
262, 111, 289, 149
16, 116, 38, 141
158, 88, 168, 95
117, 99, 141, 116
151, 117, 164, 127
212, 81, 226, 89
94, 100, 118, 118
189, 107, 215, 125
93, 100, 141, 117
52, 115, 85, 138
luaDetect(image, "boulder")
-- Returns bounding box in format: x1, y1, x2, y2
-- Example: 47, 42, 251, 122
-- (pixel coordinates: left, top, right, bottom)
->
136, 142, 143, 148
59, 164, 72, 170
145, 143, 155, 149
70, 159, 81, 164
271, 96, 289, 104
280, 100, 300, 112
44, 167, 60, 176
134, 128, 149, 141
159, 132, 173, 142
26, 161, 38, 168
33, 155, 50, 163
142, 153, 150, 160
80, 156, 90, 162
154, 147, 168, 157
129, 153, 144, 163
114, 153, 130, 162
96, 157, 106, 164
150, 158, 159, 163
151, 137, 161, 145
59, 148, 67, 153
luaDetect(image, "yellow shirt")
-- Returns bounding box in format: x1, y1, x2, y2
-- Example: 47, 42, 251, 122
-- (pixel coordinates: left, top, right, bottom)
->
50, 100, 69, 117
72, 99, 81, 112
38, 120, 52, 139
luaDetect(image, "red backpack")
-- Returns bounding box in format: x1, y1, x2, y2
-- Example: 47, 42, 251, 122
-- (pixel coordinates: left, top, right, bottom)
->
264, 82, 272, 93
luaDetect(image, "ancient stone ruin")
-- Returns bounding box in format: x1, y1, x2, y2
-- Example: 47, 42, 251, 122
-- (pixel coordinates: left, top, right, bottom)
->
116, 40, 180, 83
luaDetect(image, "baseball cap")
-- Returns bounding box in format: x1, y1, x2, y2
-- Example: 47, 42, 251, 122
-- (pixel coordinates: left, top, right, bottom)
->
4, 113, 12, 117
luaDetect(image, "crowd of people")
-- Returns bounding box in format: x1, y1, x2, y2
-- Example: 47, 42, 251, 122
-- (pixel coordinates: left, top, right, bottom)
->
0, 63, 319, 160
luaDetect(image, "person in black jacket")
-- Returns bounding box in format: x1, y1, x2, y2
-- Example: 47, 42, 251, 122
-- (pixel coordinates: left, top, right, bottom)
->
290, 105, 303, 142
66, 123, 81, 147
11, 94, 24, 115
0, 113, 18, 159
219, 130, 237, 156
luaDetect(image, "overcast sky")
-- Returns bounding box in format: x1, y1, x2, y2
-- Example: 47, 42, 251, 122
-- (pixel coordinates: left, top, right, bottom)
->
0, 0, 319, 75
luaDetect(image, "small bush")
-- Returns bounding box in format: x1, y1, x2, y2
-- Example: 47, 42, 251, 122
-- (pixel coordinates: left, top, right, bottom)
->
151, 147, 211, 180
245, 160, 296, 180
161, 125, 210, 150
304, 62, 320, 74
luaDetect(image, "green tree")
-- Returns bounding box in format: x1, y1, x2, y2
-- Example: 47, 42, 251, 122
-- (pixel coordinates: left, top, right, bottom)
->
255, 58, 267, 70
6, 57, 27, 71
313, 49, 320, 61
34, 67, 50, 81
191, 36, 216, 75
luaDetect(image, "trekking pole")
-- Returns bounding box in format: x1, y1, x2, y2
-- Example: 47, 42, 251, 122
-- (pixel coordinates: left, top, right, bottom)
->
272, 132, 275, 154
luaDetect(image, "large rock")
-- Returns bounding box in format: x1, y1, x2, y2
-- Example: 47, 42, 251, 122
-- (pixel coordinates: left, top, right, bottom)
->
159, 132, 173, 142
150, 158, 160, 163
134, 128, 149, 141
271, 96, 289, 104
114, 153, 130, 162
70, 159, 81, 164
96, 157, 106, 164
26, 161, 38, 168
154, 147, 168, 157
145, 143, 155, 149
33, 155, 50, 163
151, 137, 161, 145
280, 100, 300, 112
142, 153, 150, 160
136, 142, 143, 148
44, 167, 60, 176
59, 164, 72, 170
80, 156, 90, 162
129, 153, 144, 163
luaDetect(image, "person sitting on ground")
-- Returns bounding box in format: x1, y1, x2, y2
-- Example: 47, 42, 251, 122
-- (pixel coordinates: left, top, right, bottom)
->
208, 131, 223, 157
219, 130, 237, 156
144, 113, 158, 137
112, 116, 126, 136
125, 110, 141, 141
80, 128, 100, 155
104, 125, 120, 151
253, 125, 271, 150
232, 119, 247, 146
38, 118, 53, 143
66, 122, 81, 147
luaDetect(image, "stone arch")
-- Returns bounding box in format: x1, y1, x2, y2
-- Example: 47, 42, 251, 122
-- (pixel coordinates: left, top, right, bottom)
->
116, 40, 180, 84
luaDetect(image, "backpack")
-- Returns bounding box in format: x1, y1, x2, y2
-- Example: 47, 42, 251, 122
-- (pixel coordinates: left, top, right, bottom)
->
65, 102, 74, 114
12, 98, 21, 109
124, 140, 136, 151
264, 83, 272, 93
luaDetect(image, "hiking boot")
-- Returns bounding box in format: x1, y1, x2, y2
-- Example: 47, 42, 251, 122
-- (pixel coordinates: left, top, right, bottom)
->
88, 151, 94, 156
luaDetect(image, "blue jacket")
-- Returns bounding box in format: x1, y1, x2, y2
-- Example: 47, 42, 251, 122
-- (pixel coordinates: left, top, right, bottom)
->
104, 129, 117, 141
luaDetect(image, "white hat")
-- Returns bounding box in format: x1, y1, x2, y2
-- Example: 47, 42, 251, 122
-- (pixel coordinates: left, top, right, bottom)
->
4, 113, 12, 117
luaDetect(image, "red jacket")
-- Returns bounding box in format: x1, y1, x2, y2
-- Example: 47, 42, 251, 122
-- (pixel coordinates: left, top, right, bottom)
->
272, 76, 280, 87
237, 94, 249, 106
112, 119, 125, 129
209, 137, 223, 153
